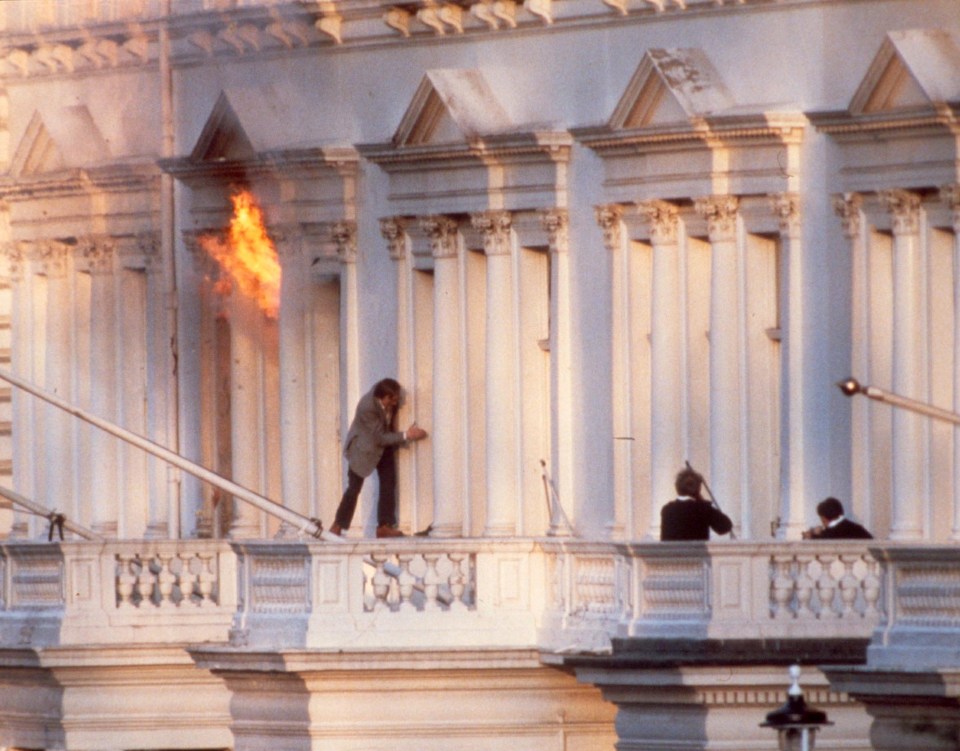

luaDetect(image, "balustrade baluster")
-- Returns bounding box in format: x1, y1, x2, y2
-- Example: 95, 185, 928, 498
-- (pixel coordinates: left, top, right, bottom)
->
795, 555, 816, 619
771, 555, 795, 619
136, 557, 156, 607
817, 555, 839, 619
371, 554, 392, 611
196, 552, 216, 606
422, 553, 441, 611
178, 552, 199, 606
448, 552, 468, 611
397, 553, 417, 612
116, 553, 138, 608
838, 555, 860, 616
157, 552, 177, 608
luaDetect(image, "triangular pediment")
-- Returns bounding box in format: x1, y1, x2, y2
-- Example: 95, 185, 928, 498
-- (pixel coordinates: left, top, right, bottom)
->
11, 106, 110, 177
850, 29, 960, 115
393, 70, 512, 146
190, 91, 256, 162
609, 48, 734, 130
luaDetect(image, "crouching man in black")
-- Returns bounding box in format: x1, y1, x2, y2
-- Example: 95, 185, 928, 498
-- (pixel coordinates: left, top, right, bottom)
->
660, 467, 733, 541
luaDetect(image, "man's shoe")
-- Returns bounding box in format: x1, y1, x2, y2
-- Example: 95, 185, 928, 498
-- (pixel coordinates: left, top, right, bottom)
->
330, 523, 343, 536
376, 524, 405, 538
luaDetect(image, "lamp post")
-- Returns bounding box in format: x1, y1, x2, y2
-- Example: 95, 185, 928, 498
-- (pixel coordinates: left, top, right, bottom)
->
761, 665, 832, 751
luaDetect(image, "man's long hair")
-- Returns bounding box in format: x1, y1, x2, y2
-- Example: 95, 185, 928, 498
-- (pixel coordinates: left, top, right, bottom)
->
373, 378, 401, 399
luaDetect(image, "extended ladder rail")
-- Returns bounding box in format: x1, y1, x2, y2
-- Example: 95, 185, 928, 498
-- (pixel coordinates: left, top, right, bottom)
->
0, 368, 325, 539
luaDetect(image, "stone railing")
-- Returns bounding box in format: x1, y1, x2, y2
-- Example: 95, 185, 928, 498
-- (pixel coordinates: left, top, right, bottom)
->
2, 538, 954, 661
0, 540, 237, 646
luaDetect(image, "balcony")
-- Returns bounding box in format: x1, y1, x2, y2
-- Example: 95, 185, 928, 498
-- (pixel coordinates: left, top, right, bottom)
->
2, 537, 943, 665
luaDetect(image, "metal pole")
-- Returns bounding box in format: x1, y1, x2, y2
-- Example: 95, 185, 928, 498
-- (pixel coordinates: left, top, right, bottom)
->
0, 368, 325, 539
0, 485, 103, 541
837, 377, 960, 426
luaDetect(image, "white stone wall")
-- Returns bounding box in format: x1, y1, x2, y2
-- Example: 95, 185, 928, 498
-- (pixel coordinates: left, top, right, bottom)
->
0, 0, 956, 545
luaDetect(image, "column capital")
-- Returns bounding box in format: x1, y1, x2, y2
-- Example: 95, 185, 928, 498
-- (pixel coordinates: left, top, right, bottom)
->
540, 208, 569, 254
76, 235, 117, 275
694, 195, 739, 242
332, 221, 357, 264
420, 215, 459, 259
595, 204, 624, 250
380, 216, 409, 261
832, 192, 863, 239
0, 241, 27, 282
34, 239, 70, 278
636, 200, 680, 245
879, 189, 922, 236
770, 192, 801, 238
470, 210, 513, 256
183, 229, 222, 278
941, 184, 960, 233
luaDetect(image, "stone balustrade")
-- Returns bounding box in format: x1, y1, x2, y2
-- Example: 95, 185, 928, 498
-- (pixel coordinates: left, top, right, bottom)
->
0, 538, 957, 665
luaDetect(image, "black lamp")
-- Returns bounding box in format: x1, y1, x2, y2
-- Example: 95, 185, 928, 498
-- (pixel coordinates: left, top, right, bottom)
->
761, 665, 832, 751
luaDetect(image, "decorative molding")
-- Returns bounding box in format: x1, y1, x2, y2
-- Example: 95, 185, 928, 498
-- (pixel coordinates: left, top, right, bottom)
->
540, 208, 569, 255
595, 204, 624, 250
879, 189, 922, 236
770, 192, 801, 238
832, 192, 863, 239
34, 240, 70, 278
0, 242, 27, 282
332, 221, 358, 264
470, 211, 513, 256
942, 184, 960, 233
636, 200, 680, 245
419, 215, 460, 259
77, 236, 117, 275
694, 195, 739, 243
381, 217, 409, 261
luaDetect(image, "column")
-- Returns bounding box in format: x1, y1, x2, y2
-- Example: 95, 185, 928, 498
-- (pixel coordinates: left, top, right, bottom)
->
943, 184, 960, 541
2, 243, 32, 538
773, 193, 806, 539
383, 217, 426, 532
339, 224, 360, 442
37, 240, 75, 526
421, 215, 464, 537
473, 210, 518, 536
834, 193, 870, 530
228, 290, 266, 539
82, 237, 119, 537
276, 230, 311, 531
597, 204, 628, 538
142, 234, 170, 538
696, 195, 742, 531
638, 201, 683, 538
541, 209, 576, 537
880, 189, 924, 540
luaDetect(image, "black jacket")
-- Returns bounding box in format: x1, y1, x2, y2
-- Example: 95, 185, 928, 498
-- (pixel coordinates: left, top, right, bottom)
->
814, 518, 873, 540
660, 498, 733, 541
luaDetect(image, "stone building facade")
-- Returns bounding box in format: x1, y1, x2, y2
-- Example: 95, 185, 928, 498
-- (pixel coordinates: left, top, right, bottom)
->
0, 0, 957, 749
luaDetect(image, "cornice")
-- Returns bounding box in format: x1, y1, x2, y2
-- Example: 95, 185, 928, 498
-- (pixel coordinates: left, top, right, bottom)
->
808, 105, 960, 139
574, 112, 806, 153
0, 0, 826, 81
159, 147, 359, 185
358, 130, 572, 169
0, 162, 161, 201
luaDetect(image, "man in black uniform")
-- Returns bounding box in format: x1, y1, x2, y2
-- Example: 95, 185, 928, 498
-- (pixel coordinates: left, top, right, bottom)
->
660, 467, 733, 541
805, 497, 872, 540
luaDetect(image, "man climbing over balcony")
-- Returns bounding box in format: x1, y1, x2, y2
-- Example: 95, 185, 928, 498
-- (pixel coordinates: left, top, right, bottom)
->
660, 467, 733, 541
330, 378, 428, 539
803, 497, 873, 540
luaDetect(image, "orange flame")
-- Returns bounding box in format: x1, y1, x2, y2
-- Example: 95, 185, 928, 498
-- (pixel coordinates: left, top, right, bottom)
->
200, 189, 281, 318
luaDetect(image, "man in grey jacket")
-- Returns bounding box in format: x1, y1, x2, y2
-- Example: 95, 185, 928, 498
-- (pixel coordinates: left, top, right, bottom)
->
330, 378, 428, 538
